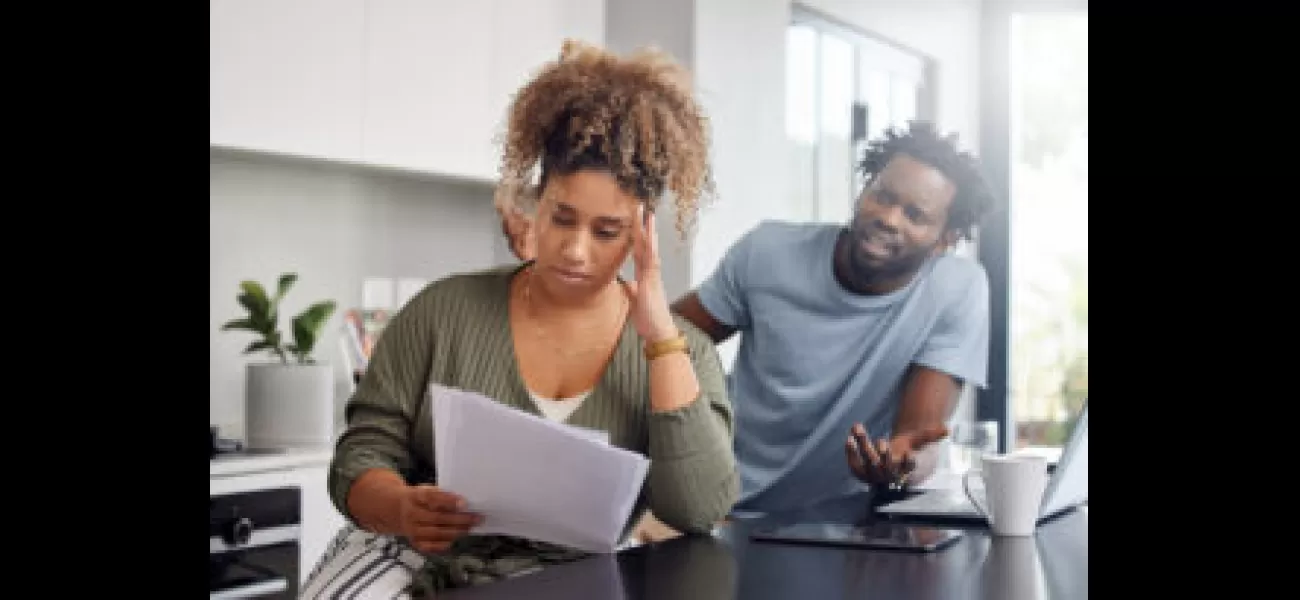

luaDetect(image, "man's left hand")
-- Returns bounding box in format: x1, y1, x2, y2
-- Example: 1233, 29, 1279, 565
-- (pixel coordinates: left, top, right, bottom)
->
845, 423, 948, 488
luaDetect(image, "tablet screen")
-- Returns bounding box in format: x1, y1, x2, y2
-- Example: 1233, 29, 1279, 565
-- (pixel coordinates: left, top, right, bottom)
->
750, 522, 963, 552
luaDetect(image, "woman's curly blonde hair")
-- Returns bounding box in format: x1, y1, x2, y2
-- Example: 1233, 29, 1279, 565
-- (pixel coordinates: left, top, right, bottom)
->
494, 39, 715, 239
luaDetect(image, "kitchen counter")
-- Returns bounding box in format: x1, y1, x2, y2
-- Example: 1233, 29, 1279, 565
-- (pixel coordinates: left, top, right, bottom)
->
209, 445, 334, 479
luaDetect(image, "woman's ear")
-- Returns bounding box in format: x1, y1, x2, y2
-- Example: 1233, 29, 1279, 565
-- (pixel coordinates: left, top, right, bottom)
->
499, 204, 535, 262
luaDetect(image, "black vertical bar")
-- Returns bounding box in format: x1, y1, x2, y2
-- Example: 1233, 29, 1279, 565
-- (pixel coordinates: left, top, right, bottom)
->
851, 102, 868, 142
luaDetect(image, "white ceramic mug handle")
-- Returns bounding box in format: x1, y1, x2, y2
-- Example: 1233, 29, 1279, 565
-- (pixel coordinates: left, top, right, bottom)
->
962, 470, 992, 520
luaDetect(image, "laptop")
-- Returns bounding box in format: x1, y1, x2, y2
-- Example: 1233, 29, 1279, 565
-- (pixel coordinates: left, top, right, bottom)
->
877, 401, 1088, 523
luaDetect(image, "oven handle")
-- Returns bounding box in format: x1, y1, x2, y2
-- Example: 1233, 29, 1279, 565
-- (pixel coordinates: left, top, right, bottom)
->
209, 577, 288, 600
210, 524, 301, 554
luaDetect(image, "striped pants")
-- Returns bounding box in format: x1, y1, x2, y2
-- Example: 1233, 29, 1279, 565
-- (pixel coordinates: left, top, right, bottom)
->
299, 525, 429, 599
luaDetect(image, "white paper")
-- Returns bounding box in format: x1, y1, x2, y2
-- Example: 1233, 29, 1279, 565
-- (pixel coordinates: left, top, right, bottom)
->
570, 426, 610, 445
429, 384, 650, 554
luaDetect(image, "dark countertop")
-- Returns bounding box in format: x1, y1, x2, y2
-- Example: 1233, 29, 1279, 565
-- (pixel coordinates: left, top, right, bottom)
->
440, 492, 1088, 600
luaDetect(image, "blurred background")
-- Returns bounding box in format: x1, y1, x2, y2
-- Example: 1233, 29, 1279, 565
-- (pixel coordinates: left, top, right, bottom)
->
210, 0, 1088, 457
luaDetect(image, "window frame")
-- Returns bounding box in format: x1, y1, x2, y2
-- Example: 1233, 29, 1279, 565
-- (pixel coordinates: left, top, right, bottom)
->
977, 0, 1088, 453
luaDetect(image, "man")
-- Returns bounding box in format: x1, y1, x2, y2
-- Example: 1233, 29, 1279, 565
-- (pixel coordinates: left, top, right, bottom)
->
672, 121, 998, 513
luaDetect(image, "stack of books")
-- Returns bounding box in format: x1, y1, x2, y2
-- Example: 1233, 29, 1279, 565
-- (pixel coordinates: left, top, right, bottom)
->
337, 277, 427, 385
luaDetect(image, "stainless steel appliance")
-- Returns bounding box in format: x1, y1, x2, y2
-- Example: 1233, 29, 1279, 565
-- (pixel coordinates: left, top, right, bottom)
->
209, 487, 301, 599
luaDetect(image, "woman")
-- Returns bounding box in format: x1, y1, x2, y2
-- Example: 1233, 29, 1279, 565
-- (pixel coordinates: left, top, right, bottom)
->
496, 201, 535, 262
301, 40, 737, 598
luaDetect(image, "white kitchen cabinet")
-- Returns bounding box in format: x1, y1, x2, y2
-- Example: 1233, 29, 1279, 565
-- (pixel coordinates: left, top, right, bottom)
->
210, 0, 604, 181
297, 465, 345, 578
487, 0, 606, 154
361, 0, 498, 182
209, 0, 366, 163
361, 0, 605, 182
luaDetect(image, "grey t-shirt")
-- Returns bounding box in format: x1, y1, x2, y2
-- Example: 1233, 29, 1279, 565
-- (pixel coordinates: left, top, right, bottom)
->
696, 221, 989, 512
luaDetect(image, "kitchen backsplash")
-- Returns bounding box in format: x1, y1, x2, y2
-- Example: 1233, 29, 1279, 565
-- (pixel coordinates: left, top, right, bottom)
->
210, 149, 517, 440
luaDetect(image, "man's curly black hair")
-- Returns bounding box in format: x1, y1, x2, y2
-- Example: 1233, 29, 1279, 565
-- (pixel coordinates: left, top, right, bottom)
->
857, 120, 998, 242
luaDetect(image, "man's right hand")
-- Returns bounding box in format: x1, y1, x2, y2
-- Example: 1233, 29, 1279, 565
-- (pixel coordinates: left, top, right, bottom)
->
399, 484, 483, 554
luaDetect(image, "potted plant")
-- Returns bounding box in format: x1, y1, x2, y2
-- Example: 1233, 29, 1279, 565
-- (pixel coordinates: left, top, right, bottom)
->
221, 273, 338, 449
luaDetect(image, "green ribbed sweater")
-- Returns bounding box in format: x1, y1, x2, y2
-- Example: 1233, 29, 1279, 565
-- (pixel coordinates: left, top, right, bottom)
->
326, 263, 738, 590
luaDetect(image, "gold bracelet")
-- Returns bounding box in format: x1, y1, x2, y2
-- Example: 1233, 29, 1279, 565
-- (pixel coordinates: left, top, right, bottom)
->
644, 333, 689, 361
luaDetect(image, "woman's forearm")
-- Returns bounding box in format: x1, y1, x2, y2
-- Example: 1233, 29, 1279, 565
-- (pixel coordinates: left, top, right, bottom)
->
346, 468, 409, 536
646, 342, 700, 413
641, 327, 738, 532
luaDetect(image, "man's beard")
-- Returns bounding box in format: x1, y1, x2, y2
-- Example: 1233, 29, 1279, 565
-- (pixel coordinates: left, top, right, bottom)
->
845, 219, 937, 285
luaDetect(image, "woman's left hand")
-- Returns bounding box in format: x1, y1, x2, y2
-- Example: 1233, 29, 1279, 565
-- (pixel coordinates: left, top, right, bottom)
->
624, 207, 680, 343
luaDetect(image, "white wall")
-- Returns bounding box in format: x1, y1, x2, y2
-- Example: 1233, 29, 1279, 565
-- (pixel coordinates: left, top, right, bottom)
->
691, 0, 793, 367
691, 0, 793, 286
209, 149, 510, 438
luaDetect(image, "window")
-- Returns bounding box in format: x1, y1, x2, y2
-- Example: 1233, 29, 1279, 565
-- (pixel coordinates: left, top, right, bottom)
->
786, 8, 931, 224
817, 33, 856, 225
786, 23, 818, 226
1008, 13, 1088, 450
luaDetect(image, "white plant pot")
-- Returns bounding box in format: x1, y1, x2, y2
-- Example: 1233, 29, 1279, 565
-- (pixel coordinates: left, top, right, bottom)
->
245, 362, 335, 449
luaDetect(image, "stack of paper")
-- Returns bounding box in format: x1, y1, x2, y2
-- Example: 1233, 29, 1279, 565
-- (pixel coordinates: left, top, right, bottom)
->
430, 384, 651, 554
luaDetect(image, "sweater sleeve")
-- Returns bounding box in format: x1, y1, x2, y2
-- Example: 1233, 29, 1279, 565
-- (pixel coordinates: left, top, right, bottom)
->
326, 291, 438, 523
642, 316, 739, 533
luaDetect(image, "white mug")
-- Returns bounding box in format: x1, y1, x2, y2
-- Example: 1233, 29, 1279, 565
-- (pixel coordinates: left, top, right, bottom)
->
981, 536, 1047, 600
962, 454, 1049, 536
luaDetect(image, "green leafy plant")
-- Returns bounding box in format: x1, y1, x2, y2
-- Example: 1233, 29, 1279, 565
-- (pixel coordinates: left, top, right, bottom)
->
221, 273, 338, 364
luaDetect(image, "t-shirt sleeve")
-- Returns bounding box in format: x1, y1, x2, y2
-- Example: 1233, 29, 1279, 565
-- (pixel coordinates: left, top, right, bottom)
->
694, 225, 762, 330
914, 263, 991, 389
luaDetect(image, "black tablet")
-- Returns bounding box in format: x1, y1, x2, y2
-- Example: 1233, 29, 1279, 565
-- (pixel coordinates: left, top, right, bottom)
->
750, 522, 964, 553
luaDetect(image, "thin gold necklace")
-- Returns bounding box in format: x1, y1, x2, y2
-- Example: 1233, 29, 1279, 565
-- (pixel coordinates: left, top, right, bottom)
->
521, 266, 627, 359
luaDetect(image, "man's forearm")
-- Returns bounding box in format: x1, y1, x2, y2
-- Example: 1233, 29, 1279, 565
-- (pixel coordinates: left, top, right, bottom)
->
906, 441, 942, 485
892, 366, 964, 464
897, 364, 962, 417
892, 402, 952, 440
